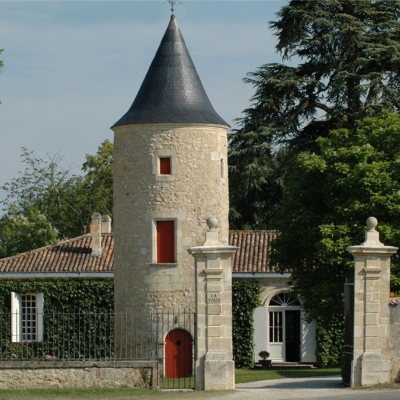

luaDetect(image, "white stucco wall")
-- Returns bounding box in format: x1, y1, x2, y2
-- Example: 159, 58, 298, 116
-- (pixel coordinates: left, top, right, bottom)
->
253, 306, 269, 362
300, 311, 317, 363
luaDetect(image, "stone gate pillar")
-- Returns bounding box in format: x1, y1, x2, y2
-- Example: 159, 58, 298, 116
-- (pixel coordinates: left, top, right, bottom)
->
188, 217, 237, 391
348, 217, 398, 387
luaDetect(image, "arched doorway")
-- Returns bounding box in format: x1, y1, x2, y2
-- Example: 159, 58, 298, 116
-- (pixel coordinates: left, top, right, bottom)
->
268, 292, 301, 362
165, 329, 192, 378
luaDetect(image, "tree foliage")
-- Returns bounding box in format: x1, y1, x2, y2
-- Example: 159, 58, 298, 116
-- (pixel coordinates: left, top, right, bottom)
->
82, 139, 113, 220
0, 206, 58, 258
229, 145, 291, 230
1, 140, 113, 242
229, 0, 400, 228
270, 112, 400, 325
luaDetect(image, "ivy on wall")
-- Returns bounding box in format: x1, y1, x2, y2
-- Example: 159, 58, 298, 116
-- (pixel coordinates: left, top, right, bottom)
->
0, 280, 114, 310
315, 314, 344, 367
0, 279, 344, 366
232, 280, 261, 369
0, 280, 115, 360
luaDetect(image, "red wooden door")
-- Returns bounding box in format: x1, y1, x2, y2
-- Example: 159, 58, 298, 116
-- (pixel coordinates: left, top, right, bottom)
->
165, 329, 192, 378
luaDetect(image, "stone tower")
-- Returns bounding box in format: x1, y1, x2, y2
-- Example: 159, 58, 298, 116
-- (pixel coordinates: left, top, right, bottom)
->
112, 15, 230, 311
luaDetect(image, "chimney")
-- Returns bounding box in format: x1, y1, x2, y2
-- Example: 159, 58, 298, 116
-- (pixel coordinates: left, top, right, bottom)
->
91, 212, 102, 256
101, 215, 112, 234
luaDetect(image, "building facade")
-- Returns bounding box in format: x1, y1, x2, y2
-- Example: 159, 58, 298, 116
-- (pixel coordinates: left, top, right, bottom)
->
0, 227, 316, 363
0, 15, 317, 365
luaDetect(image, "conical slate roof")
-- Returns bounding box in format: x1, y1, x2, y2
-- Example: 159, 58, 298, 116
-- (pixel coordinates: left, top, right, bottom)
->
112, 15, 229, 128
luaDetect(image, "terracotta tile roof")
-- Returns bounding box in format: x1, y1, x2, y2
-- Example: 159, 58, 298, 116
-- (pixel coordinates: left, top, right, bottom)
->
0, 231, 277, 275
0, 234, 114, 273
229, 230, 278, 273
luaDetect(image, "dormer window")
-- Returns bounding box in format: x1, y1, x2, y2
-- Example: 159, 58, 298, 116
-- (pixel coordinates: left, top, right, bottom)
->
160, 157, 171, 175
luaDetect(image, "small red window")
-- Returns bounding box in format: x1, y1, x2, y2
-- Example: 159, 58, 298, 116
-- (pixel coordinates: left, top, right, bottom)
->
160, 158, 171, 175
157, 221, 175, 263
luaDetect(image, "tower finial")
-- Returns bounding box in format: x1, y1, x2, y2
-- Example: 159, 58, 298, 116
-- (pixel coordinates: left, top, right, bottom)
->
168, 0, 179, 15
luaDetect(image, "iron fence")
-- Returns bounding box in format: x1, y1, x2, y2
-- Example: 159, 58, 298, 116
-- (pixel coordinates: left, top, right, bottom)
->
0, 308, 196, 389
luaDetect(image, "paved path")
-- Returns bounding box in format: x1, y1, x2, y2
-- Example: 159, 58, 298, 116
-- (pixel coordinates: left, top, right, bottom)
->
213, 375, 400, 400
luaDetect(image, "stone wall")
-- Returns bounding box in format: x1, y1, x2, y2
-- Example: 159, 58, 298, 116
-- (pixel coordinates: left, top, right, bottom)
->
0, 361, 157, 389
390, 299, 400, 382
113, 123, 229, 311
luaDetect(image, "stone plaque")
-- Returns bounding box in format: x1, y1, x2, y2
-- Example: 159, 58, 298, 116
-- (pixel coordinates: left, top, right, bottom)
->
207, 293, 221, 304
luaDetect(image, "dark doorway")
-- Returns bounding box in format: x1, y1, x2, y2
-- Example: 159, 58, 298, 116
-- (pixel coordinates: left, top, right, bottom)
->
285, 310, 301, 362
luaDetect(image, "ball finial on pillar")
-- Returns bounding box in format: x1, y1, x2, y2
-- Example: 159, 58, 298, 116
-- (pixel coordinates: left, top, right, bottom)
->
366, 217, 378, 231
361, 216, 382, 247
206, 217, 218, 231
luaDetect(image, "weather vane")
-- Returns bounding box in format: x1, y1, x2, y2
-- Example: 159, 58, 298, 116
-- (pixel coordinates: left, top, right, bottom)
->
168, 0, 181, 15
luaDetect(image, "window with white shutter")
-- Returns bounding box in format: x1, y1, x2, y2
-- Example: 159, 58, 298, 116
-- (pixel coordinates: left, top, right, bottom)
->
11, 292, 44, 342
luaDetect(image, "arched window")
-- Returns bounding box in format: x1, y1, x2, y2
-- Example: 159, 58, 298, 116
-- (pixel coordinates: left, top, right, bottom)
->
269, 293, 300, 307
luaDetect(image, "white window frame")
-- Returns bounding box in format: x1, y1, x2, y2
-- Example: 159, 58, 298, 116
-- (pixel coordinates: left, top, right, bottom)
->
11, 292, 44, 343
267, 293, 301, 362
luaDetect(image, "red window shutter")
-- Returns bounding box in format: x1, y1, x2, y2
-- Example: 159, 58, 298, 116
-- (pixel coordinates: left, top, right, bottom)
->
160, 158, 171, 175
157, 221, 175, 263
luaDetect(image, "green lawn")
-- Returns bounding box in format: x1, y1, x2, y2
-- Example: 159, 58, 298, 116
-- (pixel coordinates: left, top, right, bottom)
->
0, 387, 230, 400
0, 368, 341, 400
235, 367, 341, 384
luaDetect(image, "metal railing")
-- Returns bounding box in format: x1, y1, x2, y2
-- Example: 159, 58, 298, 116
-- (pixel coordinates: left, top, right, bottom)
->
0, 308, 196, 389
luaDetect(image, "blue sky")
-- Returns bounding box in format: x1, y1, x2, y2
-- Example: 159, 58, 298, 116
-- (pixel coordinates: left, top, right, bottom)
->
0, 1, 286, 204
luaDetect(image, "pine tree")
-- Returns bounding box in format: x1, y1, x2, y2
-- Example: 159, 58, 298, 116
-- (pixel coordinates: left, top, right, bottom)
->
229, 0, 400, 228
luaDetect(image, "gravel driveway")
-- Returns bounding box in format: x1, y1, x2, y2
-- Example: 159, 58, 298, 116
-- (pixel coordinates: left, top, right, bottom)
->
212, 375, 400, 400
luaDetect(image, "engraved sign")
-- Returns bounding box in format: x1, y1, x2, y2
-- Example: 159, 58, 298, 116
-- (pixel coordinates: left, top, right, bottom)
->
207, 293, 221, 304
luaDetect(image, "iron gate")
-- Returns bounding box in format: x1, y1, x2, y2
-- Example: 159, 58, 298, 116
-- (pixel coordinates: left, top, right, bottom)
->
157, 309, 196, 389
344, 276, 354, 386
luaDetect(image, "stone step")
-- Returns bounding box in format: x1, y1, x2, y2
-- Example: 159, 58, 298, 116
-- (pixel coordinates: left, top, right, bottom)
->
255, 362, 315, 369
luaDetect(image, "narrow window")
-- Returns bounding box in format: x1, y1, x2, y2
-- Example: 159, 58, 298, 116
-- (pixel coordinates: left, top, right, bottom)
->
157, 220, 175, 263
269, 311, 283, 343
160, 158, 171, 175
11, 292, 44, 343
21, 294, 37, 342
220, 158, 224, 178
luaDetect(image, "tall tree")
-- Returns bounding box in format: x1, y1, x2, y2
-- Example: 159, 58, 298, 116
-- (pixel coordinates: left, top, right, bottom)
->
1, 140, 113, 240
82, 139, 113, 219
0, 206, 59, 258
270, 111, 400, 324
229, 0, 400, 228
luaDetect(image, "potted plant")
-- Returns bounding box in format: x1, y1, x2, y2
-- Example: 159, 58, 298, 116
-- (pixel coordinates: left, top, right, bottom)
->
258, 351, 271, 367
